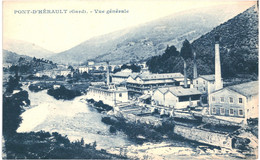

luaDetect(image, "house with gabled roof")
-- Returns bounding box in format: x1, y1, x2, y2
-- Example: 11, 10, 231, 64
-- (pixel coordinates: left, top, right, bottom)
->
152, 86, 202, 109
192, 74, 223, 94
209, 81, 258, 123
152, 87, 169, 105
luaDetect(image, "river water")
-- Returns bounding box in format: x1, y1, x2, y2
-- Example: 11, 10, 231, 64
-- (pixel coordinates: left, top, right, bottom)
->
17, 85, 245, 159
18, 86, 131, 150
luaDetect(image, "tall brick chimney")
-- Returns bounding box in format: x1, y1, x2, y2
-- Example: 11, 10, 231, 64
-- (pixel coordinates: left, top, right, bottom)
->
214, 35, 223, 90
193, 52, 198, 79
106, 61, 110, 85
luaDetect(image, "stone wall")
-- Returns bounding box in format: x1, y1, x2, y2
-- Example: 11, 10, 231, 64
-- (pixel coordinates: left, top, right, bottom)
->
113, 110, 163, 126
174, 124, 232, 149
202, 116, 242, 126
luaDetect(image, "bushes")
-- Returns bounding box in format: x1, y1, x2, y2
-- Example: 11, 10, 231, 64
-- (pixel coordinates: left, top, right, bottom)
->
101, 116, 175, 143
88, 100, 113, 112
4, 131, 126, 159
94, 101, 113, 111
47, 85, 82, 100
101, 117, 116, 125
109, 126, 117, 133
87, 99, 95, 103
29, 83, 53, 92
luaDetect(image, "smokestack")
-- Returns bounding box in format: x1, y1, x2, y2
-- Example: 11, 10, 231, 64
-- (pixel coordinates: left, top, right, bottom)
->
106, 61, 110, 85
183, 60, 187, 88
214, 35, 223, 90
193, 52, 198, 79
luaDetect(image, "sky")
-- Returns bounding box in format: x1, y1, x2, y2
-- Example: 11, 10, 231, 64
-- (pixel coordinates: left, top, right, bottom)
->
3, 0, 257, 53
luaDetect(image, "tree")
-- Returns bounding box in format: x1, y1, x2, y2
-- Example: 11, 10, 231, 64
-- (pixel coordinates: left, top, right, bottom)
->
180, 39, 192, 88
82, 71, 90, 79
3, 89, 30, 136
6, 75, 20, 93
67, 74, 72, 79
146, 44, 181, 73
18, 57, 25, 63
68, 66, 74, 72
165, 45, 179, 57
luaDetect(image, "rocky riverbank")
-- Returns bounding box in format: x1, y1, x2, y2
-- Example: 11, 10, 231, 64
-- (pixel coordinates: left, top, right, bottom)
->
103, 109, 258, 159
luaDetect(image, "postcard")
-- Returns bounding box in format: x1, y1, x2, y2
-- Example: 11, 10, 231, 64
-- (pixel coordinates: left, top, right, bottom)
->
2, 0, 258, 159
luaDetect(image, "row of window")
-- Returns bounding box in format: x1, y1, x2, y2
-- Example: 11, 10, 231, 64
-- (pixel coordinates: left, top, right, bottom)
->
196, 80, 206, 84
212, 107, 243, 116
195, 87, 206, 91
211, 96, 243, 103
195, 80, 206, 85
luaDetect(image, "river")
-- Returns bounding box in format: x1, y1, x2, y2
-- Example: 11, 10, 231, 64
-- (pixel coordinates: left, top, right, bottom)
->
18, 85, 131, 150
17, 85, 245, 159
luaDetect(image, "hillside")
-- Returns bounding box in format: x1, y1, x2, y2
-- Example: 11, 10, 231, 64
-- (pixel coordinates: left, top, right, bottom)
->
3, 50, 32, 65
191, 5, 258, 78
3, 39, 55, 59
3, 50, 57, 74
49, 4, 252, 64
146, 5, 258, 79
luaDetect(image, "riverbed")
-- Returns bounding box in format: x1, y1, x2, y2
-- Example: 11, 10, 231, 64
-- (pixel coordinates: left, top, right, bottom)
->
17, 85, 247, 159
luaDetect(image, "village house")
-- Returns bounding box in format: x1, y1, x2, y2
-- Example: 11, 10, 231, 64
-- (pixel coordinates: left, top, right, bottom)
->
192, 75, 223, 94
35, 69, 72, 78
78, 62, 120, 73
126, 72, 190, 94
209, 81, 258, 123
78, 66, 89, 73
87, 61, 95, 66
152, 86, 202, 109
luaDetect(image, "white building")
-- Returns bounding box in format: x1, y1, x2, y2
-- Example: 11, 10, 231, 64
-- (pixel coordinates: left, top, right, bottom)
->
87, 84, 128, 106
126, 72, 190, 94
35, 69, 72, 78
88, 61, 95, 66
209, 81, 258, 123
192, 75, 223, 94
152, 86, 202, 109
78, 67, 89, 73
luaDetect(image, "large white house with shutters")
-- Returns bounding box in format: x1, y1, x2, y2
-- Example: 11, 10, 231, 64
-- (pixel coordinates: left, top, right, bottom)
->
209, 81, 258, 123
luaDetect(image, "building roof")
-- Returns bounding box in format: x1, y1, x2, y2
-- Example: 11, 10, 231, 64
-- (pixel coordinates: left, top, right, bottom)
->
139, 73, 184, 80
157, 87, 169, 94
167, 86, 202, 97
227, 81, 258, 97
198, 75, 215, 81
112, 72, 140, 78
89, 85, 128, 93
154, 86, 202, 96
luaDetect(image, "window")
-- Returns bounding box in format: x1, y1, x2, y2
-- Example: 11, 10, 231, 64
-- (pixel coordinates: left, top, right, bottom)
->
220, 97, 224, 103
229, 109, 234, 115
203, 81, 205, 85
229, 97, 234, 103
212, 107, 216, 114
220, 108, 225, 115
119, 93, 122, 97
196, 80, 198, 84
212, 96, 215, 102
203, 87, 206, 91
239, 109, 243, 116
239, 98, 243, 103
